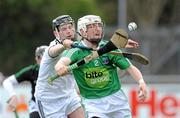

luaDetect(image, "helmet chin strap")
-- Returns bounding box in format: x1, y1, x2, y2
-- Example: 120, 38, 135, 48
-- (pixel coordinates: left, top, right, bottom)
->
55, 27, 61, 42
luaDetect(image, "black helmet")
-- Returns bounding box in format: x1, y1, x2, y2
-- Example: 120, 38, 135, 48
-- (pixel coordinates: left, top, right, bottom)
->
52, 15, 74, 31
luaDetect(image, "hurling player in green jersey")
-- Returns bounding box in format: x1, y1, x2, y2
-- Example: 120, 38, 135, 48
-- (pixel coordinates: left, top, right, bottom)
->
3, 45, 47, 118
55, 15, 147, 118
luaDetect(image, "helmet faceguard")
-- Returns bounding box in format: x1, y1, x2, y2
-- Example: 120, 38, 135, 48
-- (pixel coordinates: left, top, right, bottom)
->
52, 15, 74, 31
77, 15, 104, 45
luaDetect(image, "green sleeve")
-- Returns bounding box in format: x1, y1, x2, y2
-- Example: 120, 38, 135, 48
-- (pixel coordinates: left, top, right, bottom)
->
15, 65, 34, 78
62, 48, 82, 64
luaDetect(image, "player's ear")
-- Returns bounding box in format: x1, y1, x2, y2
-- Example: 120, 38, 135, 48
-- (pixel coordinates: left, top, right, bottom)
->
53, 31, 57, 37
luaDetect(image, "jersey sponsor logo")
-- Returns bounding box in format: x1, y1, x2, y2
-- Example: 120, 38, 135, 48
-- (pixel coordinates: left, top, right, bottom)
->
84, 67, 109, 88
86, 71, 103, 78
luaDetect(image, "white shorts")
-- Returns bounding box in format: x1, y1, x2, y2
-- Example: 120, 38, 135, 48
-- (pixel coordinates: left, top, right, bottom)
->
28, 100, 39, 113
82, 89, 132, 118
37, 92, 81, 118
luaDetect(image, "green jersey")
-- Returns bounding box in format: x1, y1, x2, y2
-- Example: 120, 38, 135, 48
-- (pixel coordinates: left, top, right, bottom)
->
14, 64, 39, 101
63, 41, 131, 99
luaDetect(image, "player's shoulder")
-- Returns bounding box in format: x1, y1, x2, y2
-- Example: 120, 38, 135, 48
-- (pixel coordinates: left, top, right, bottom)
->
69, 40, 82, 51
63, 47, 81, 56
15, 64, 37, 75
62, 41, 82, 57
22, 64, 38, 71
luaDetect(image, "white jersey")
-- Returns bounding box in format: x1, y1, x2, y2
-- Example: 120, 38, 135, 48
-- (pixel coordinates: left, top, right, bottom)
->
35, 39, 77, 102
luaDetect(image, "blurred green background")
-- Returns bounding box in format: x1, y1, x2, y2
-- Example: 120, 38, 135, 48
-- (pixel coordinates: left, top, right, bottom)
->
0, 0, 180, 75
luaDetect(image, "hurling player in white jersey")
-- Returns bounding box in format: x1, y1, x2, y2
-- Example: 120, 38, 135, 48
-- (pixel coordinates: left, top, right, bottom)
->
35, 15, 84, 118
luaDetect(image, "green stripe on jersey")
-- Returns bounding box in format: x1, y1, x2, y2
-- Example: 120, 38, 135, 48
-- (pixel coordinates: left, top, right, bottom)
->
15, 64, 39, 78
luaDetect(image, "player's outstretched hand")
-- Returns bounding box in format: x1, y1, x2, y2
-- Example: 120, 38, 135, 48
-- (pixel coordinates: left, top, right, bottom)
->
138, 82, 147, 101
125, 39, 139, 48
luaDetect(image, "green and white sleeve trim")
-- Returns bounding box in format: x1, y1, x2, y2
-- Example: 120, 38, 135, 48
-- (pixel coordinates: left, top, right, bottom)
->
65, 48, 80, 57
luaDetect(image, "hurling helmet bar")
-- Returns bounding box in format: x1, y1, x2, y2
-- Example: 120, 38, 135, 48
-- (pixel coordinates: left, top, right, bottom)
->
52, 15, 74, 31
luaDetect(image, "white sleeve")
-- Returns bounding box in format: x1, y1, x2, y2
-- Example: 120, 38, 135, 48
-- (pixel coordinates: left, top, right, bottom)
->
3, 75, 18, 98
